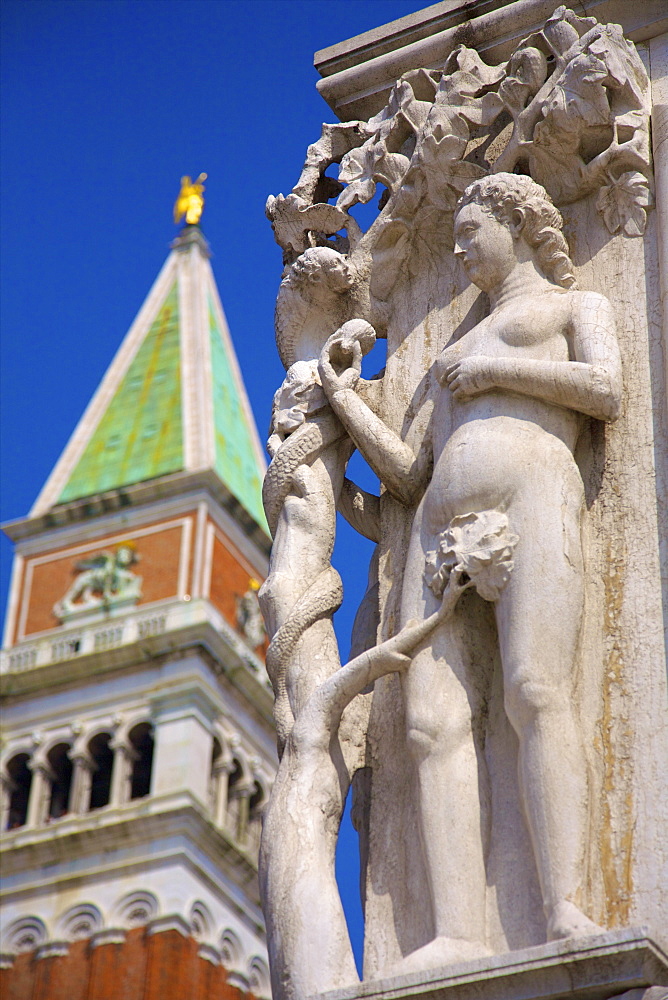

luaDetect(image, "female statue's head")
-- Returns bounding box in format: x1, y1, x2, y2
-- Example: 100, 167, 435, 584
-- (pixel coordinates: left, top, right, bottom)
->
455, 172, 577, 290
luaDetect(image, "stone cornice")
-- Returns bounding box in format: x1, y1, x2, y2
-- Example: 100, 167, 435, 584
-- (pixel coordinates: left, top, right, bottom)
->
0, 598, 273, 725
2, 469, 271, 556
315, 0, 668, 120
0, 791, 264, 919
315, 0, 516, 76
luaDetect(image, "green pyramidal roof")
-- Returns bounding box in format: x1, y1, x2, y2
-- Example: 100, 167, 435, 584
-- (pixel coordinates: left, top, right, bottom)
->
209, 296, 265, 526
34, 228, 268, 535
59, 283, 183, 503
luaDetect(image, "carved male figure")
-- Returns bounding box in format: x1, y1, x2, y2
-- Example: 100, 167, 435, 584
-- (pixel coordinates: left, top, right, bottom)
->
260, 317, 376, 756
319, 173, 622, 969
260, 569, 473, 1000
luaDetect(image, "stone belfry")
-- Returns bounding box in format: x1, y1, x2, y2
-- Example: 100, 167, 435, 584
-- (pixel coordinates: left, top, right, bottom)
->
0, 179, 275, 1000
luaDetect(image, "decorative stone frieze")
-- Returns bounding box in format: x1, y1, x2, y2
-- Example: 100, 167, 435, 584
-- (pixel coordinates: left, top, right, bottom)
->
0, 894, 271, 998
197, 942, 221, 965
2, 916, 47, 955
53, 543, 142, 622
35, 941, 69, 960
146, 914, 191, 938
112, 890, 159, 928
89, 928, 126, 948
57, 904, 103, 941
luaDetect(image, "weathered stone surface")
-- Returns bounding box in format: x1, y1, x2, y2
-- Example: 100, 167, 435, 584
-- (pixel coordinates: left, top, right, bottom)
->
258, 5, 668, 998
314, 0, 668, 122
319, 929, 668, 1000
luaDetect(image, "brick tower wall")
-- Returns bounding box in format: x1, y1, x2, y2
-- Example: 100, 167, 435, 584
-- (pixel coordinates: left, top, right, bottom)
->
1, 929, 261, 1000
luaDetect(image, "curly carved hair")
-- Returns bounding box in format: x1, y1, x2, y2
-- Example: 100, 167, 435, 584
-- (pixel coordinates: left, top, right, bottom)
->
289, 247, 352, 288
457, 173, 577, 290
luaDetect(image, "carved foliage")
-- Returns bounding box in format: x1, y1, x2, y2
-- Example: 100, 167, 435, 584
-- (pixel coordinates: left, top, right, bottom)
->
425, 511, 519, 603
267, 5, 651, 262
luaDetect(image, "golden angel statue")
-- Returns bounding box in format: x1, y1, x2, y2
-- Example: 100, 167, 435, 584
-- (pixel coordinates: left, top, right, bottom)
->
174, 173, 207, 225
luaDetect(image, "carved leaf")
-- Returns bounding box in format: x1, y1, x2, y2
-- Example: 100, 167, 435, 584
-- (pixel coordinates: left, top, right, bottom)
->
268, 194, 356, 253
338, 141, 410, 211
279, 5, 650, 253
542, 6, 594, 57
550, 51, 611, 126
498, 46, 549, 116
596, 170, 652, 236
419, 133, 486, 210
425, 511, 519, 603
587, 24, 648, 104
440, 44, 506, 96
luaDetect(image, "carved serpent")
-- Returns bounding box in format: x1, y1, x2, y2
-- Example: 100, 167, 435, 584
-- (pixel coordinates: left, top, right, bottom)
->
262, 409, 347, 755
262, 410, 342, 538
265, 564, 343, 755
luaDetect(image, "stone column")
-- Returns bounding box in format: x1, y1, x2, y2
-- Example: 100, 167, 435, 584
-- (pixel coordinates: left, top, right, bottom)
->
109, 738, 136, 806
150, 679, 219, 808
212, 756, 235, 829
26, 761, 52, 827
247, 799, 265, 854
231, 781, 253, 845
0, 773, 15, 830
68, 749, 94, 814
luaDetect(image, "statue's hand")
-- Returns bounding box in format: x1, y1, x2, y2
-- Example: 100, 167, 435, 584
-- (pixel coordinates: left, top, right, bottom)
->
443, 356, 495, 399
318, 332, 362, 398
267, 432, 283, 459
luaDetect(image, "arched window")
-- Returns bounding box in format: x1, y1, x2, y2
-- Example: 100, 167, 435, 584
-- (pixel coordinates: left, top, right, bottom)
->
88, 733, 114, 810
5, 753, 32, 830
129, 723, 153, 800
47, 743, 73, 820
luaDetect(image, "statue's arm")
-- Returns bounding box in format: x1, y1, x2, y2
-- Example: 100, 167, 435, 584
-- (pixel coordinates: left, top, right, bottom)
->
318, 328, 431, 506
304, 571, 471, 739
444, 292, 622, 422
569, 291, 622, 419
328, 386, 430, 505
337, 478, 381, 542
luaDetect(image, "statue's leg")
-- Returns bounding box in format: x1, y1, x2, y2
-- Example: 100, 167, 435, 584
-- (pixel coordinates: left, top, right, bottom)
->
403, 634, 489, 948
496, 480, 602, 940
394, 521, 490, 969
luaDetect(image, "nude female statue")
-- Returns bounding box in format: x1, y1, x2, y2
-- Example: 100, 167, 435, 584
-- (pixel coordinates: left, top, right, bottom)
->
318, 173, 622, 970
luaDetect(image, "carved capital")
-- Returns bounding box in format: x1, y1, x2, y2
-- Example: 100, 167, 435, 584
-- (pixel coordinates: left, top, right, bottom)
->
268, 6, 651, 269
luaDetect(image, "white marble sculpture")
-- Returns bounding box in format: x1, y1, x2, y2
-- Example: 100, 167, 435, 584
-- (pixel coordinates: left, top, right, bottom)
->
260, 569, 472, 999
319, 170, 621, 970
236, 581, 266, 650
258, 6, 664, 999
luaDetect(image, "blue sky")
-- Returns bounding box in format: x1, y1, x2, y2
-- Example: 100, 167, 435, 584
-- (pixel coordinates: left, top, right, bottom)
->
1, 0, 432, 970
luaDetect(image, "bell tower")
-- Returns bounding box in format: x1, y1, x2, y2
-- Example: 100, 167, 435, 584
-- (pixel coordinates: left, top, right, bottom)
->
0, 189, 275, 999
